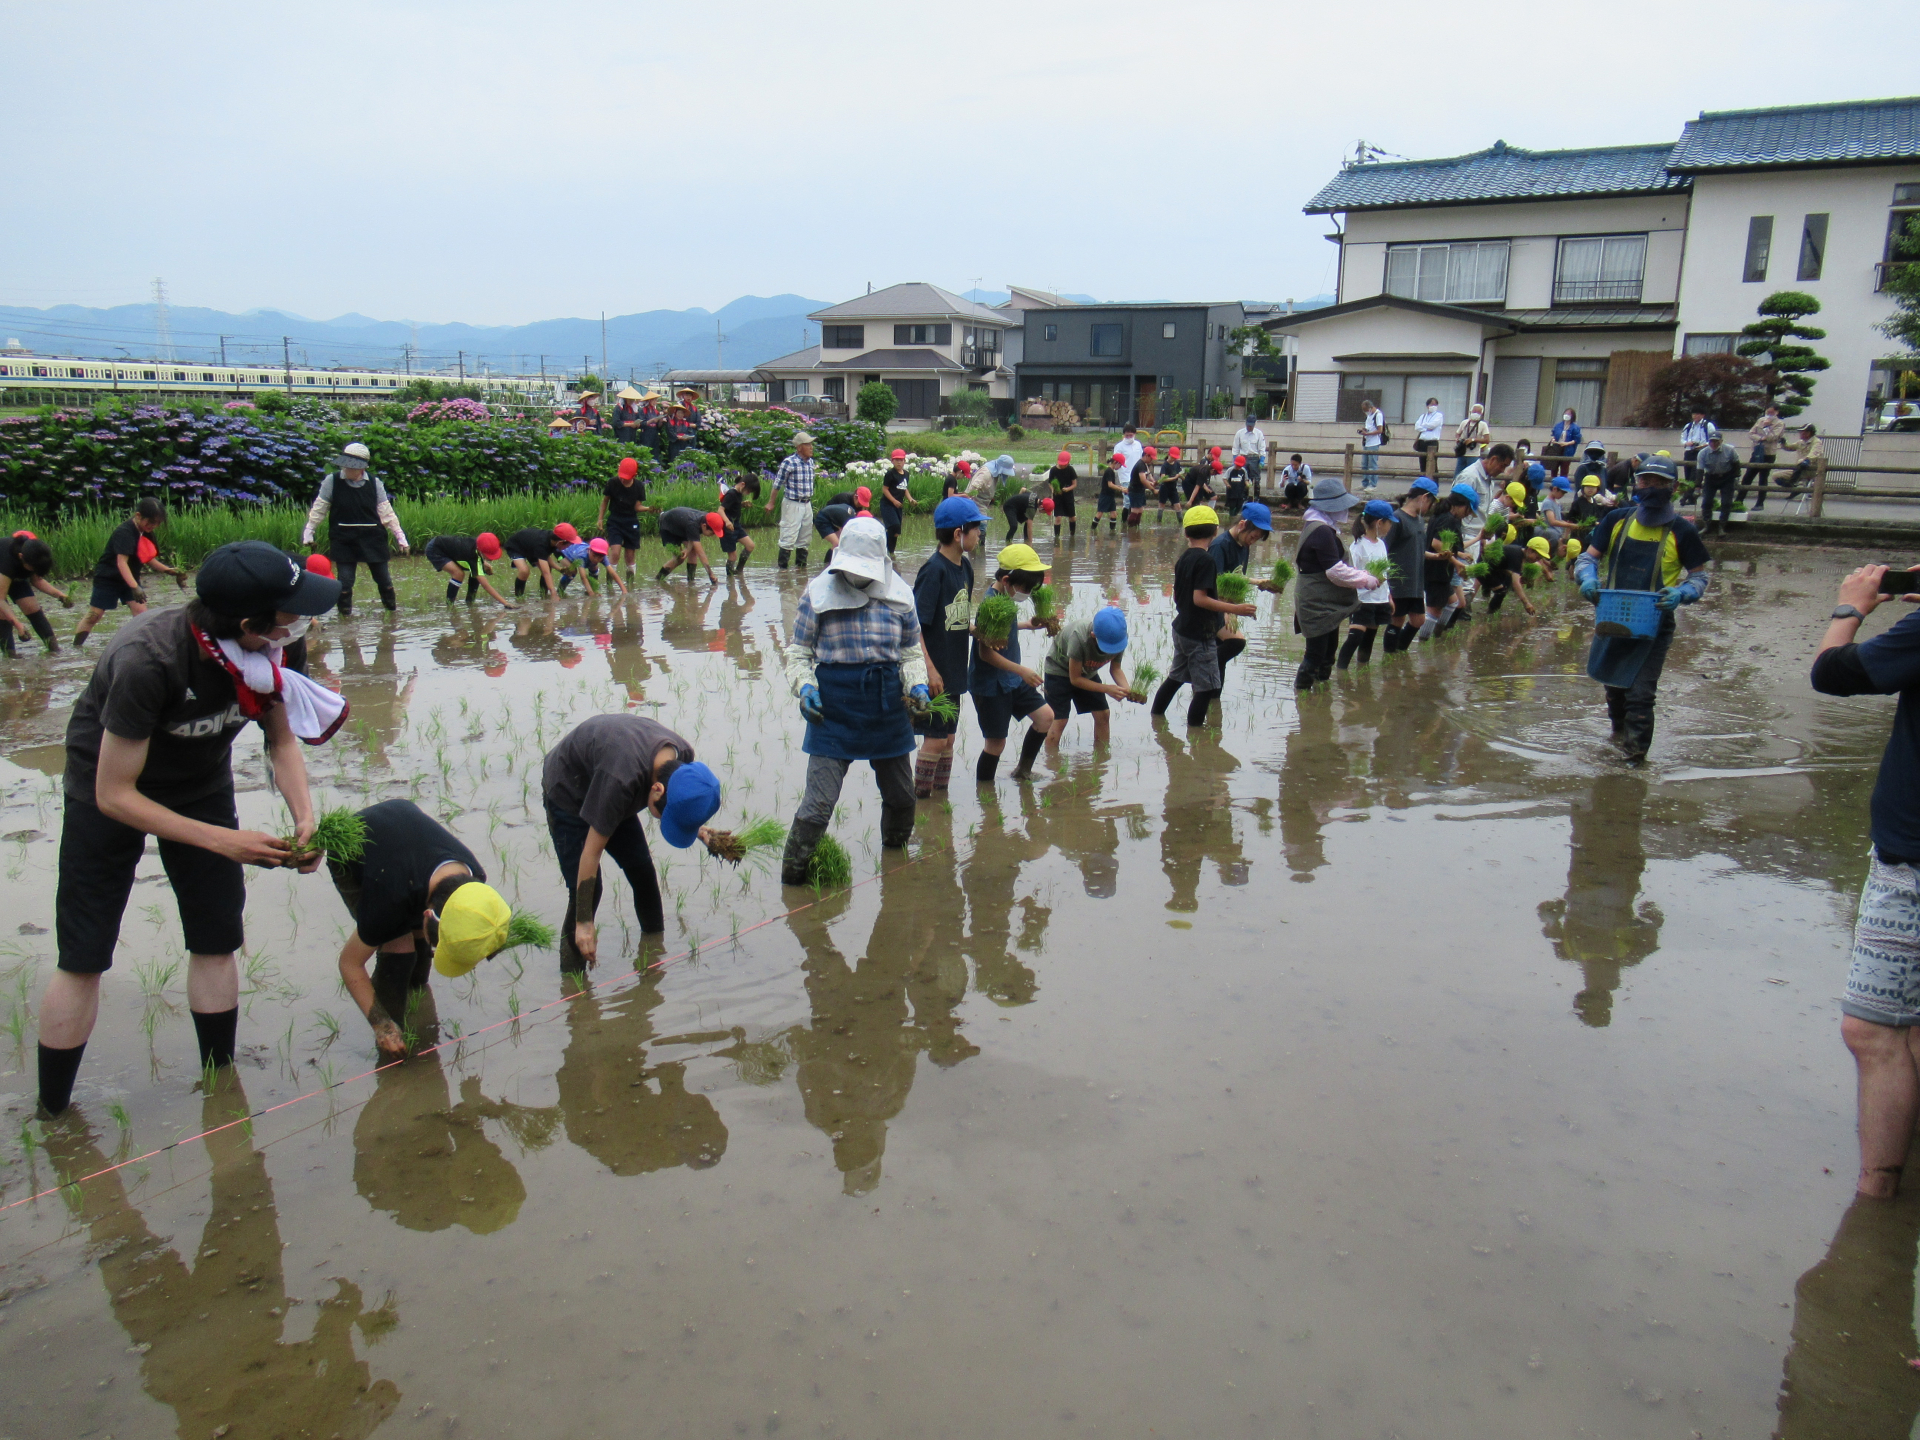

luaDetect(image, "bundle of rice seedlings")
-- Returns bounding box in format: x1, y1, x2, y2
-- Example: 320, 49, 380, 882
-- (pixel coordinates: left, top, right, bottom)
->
1363, 557, 1399, 583
503, 911, 556, 949
975, 594, 1018, 646
807, 834, 853, 890
1215, 571, 1252, 603
1481, 539, 1506, 565
1029, 583, 1058, 619
286, 807, 367, 865
704, 816, 786, 865
1464, 562, 1490, 579
1265, 556, 1295, 593
1523, 562, 1545, 583
1437, 529, 1460, 551
1127, 659, 1162, 704
925, 691, 960, 722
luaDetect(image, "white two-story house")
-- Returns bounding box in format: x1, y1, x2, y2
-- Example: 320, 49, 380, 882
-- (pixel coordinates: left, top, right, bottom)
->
755, 283, 1014, 419
1272, 96, 1920, 441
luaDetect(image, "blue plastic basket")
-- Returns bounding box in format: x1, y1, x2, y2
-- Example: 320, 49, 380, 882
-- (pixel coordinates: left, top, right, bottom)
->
1594, 588, 1660, 639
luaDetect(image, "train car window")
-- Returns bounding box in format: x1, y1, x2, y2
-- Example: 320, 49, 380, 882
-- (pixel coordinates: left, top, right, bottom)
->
143, 370, 156, 380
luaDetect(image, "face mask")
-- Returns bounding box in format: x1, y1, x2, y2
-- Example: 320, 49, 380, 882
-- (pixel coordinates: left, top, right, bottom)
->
1638, 487, 1673, 511
268, 616, 310, 647
1563, 413, 1573, 422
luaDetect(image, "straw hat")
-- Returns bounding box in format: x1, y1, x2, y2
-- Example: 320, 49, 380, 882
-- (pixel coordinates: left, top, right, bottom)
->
577, 392, 600, 402
618, 386, 643, 401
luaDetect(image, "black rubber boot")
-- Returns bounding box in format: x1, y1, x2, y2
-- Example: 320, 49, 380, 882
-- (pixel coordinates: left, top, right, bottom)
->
557, 574, 572, 594
777, 548, 791, 569
37, 1041, 85, 1117
446, 580, 461, 602
1621, 707, 1655, 764
795, 549, 809, 569
337, 594, 353, 616
466, 578, 480, 602
880, 805, 915, 849
1149, 679, 1181, 717
513, 578, 527, 598
377, 586, 398, 612
1186, 688, 1219, 725
977, 751, 1001, 784
781, 820, 827, 886
1009, 726, 1046, 780
1354, 628, 1377, 666
28, 610, 56, 651
1604, 689, 1628, 749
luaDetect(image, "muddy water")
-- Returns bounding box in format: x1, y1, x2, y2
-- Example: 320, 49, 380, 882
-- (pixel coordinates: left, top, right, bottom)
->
0, 523, 1911, 1438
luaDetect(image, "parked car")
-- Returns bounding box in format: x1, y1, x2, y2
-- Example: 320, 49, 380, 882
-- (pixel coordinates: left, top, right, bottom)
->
1877, 401, 1920, 432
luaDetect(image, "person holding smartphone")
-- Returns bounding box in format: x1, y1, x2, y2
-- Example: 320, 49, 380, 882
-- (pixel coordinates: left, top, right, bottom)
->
1811, 561, 1920, 1198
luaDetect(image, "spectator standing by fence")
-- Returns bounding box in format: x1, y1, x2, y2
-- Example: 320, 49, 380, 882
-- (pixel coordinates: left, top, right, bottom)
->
1694, 432, 1743, 534
1357, 399, 1385, 492
1680, 409, 1718, 493
1235, 415, 1266, 495
769, 431, 817, 570
1742, 404, 1786, 510
1781, 424, 1825, 503
1454, 404, 1489, 476
1809, 562, 1920, 1198
1413, 398, 1445, 476
1547, 408, 1583, 480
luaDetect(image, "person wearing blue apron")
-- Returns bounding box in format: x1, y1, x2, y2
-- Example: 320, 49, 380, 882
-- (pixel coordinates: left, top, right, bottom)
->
1574, 454, 1712, 763
779, 517, 931, 885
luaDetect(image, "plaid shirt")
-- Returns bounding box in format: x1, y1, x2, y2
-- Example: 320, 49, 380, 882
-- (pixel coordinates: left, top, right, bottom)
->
792, 594, 917, 663
775, 453, 816, 502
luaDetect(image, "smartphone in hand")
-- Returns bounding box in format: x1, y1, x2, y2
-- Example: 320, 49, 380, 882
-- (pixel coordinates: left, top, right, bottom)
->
1876, 567, 1920, 597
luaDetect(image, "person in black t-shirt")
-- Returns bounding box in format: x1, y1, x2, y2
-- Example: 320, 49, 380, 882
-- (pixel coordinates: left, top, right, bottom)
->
503, 525, 570, 598
1, 531, 69, 656
1126, 448, 1151, 528
1150, 505, 1256, 725
37, 541, 341, 1117
913, 497, 985, 795
328, 799, 516, 1055
719, 475, 759, 574
1002, 487, 1036, 543
75, 498, 180, 647
1047, 452, 1079, 543
1097, 455, 1125, 534
880, 451, 910, 555
424, 532, 516, 607
596, 456, 653, 578
656, 508, 724, 583
1157, 448, 1185, 520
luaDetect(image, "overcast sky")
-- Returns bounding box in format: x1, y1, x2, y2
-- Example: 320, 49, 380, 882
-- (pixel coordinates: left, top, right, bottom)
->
4, 0, 1910, 325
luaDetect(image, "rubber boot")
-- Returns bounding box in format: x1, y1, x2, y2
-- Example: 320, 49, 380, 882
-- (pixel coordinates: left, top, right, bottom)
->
1187, 688, 1220, 725
28, 610, 56, 652
513, 578, 527, 598
1149, 679, 1181, 717
1354, 628, 1377, 666
337, 593, 354, 616
377, 585, 397, 612
1621, 707, 1654, 764
880, 803, 915, 849
466, 578, 480, 602
446, 580, 461, 602
1604, 689, 1629, 751
777, 548, 791, 570
795, 548, 809, 569
557, 573, 572, 594
0, 626, 12, 656
1009, 726, 1046, 780
1336, 631, 1363, 670
781, 820, 827, 886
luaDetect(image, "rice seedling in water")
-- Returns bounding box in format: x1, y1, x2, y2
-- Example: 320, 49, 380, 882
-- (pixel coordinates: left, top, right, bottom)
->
1215, 572, 1251, 604
807, 835, 853, 890
313, 1010, 342, 1045
108, 1100, 131, 1130
1128, 660, 1163, 704
975, 595, 1018, 646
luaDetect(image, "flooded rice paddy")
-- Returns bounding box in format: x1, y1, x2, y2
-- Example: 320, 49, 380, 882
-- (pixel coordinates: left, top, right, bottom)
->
0, 519, 1912, 1438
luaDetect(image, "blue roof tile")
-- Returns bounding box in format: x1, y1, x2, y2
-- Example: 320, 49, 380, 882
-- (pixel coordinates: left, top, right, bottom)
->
1666, 97, 1920, 171
1303, 141, 1685, 213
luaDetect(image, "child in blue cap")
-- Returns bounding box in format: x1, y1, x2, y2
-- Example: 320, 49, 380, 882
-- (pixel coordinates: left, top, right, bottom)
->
1043, 603, 1135, 753
912, 496, 985, 797
1340, 498, 1397, 669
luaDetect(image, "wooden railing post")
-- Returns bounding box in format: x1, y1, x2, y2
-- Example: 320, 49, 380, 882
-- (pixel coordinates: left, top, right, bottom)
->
1343, 443, 1355, 488
1809, 456, 1829, 518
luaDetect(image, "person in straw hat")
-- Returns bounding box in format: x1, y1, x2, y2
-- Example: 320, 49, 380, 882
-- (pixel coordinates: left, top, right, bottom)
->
612, 386, 645, 442
302, 441, 409, 615
769, 429, 818, 569
778, 517, 930, 884
576, 390, 603, 434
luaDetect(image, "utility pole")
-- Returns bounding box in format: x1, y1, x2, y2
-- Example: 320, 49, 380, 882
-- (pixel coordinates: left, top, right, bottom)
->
282, 336, 292, 392
539, 354, 547, 386
601, 312, 608, 381
218, 334, 231, 365
152, 278, 175, 361
458, 350, 466, 381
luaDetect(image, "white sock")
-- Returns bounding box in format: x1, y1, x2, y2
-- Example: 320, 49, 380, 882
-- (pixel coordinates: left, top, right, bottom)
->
1439, 603, 1458, 624
1417, 618, 1438, 639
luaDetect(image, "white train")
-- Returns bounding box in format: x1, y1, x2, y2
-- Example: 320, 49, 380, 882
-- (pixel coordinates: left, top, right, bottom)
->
0, 356, 555, 399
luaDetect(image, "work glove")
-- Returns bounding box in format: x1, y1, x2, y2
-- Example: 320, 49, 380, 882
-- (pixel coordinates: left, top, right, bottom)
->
906, 684, 931, 717
798, 684, 824, 724
1656, 585, 1690, 612
300, 528, 315, 546
1579, 580, 1600, 603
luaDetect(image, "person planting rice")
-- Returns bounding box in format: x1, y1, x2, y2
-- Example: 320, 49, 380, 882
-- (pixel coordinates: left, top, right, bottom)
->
654, 508, 724, 583
74, 498, 181, 646
1097, 453, 1125, 534
557, 536, 629, 596
301, 442, 409, 616
0, 530, 68, 656
779, 517, 931, 882
1126, 448, 1153, 528
542, 713, 723, 969
1048, 450, 1079, 544
1003, 485, 1037, 544
1375, 477, 1436, 654
36, 541, 343, 1116
1224, 456, 1251, 515
912, 497, 984, 797
1574, 454, 1712, 763
503, 523, 572, 598
324, 799, 525, 1055
1147, 506, 1257, 725
596, 456, 651, 579
1291, 479, 1374, 691
719, 473, 759, 574
1044, 604, 1134, 753
1418, 487, 1476, 639
1207, 501, 1272, 676
1157, 447, 1185, 520
969, 543, 1057, 782
1339, 499, 1397, 670
424, 531, 516, 608
1477, 529, 1540, 619
880, 450, 909, 555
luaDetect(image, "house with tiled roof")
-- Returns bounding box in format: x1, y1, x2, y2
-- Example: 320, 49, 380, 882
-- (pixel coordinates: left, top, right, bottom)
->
752, 283, 1016, 419
1271, 97, 1920, 441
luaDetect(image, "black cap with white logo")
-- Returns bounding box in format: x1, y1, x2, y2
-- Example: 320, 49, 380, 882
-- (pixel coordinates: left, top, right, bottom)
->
196, 541, 341, 616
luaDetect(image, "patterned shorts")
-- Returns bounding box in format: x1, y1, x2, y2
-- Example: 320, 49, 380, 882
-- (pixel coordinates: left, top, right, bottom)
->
1842, 854, 1920, 1026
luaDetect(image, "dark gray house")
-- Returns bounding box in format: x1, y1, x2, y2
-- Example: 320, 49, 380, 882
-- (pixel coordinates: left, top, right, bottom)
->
1014, 302, 1246, 427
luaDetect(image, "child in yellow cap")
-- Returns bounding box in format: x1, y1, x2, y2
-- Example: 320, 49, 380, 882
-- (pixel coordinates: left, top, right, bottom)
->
1150, 506, 1259, 720
970, 543, 1056, 781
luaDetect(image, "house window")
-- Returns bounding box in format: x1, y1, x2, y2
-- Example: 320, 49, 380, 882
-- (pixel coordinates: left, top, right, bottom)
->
962, 327, 1000, 354
1885, 184, 1920, 261
822, 325, 864, 349
1162, 322, 1177, 339
892, 324, 951, 345
1796, 213, 1829, 281
1743, 216, 1773, 282
821, 377, 844, 402
1683, 334, 1737, 356
1043, 324, 1057, 342
1384, 241, 1510, 304
1553, 235, 1648, 304
1090, 324, 1123, 357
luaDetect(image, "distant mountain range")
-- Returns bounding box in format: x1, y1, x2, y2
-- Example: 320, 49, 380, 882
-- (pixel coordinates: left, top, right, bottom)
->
0, 290, 1336, 378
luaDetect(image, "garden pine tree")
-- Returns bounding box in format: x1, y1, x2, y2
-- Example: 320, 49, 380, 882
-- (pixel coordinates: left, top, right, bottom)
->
1737, 291, 1830, 417
1877, 213, 1920, 368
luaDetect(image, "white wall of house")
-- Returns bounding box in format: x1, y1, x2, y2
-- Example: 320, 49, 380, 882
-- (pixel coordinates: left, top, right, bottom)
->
1340, 194, 1692, 308
1291, 307, 1491, 372
813, 310, 1010, 398
1675, 165, 1920, 439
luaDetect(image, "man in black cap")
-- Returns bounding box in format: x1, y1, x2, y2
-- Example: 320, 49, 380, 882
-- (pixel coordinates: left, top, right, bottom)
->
36, 541, 341, 1117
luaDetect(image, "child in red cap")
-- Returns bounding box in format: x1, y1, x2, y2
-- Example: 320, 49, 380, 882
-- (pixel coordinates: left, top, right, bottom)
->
1158, 447, 1184, 521
654, 507, 723, 583
1047, 449, 1078, 545
1098, 452, 1126, 535
425, 530, 515, 607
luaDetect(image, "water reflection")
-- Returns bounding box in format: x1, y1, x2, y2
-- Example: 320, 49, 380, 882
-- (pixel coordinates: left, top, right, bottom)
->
1773, 1192, 1920, 1438
352, 1047, 555, 1234
429, 611, 504, 673
1155, 724, 1247, 907
784, 846, 976, 1194
555, 976, 728, 1174
45, 1083, 401, 1437
1537, 774, 1663, 1026
1275, 703, 1343, 882
330, 623, 417, 765
959, 794, 1050, 1006
595, 598, 656, 704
